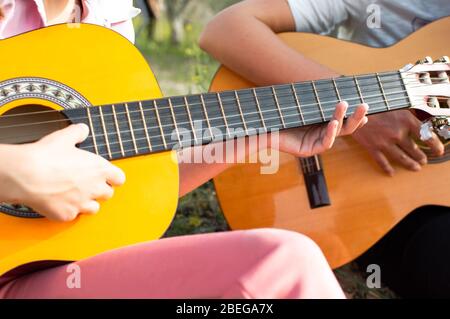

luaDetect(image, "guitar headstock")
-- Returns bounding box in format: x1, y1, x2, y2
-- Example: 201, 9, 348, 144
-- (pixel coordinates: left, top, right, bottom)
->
401, 56, 450, 141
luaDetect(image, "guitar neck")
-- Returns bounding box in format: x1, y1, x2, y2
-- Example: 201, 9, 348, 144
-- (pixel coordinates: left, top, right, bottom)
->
63, 70, 411, 160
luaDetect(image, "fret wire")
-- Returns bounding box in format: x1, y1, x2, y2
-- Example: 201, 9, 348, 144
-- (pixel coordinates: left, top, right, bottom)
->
38, 76, 412, 132
4, 84, 413, 139
216, 93, 232, 138
200, 94, 214, 139
4, 79, 413, 142
291, 83, 305, 125
234, 90, 249, 135
4, 86, 413, 147
85, 94, 417, 147
112, 104, 125, 157
184, 96, 198, 144
98, 106, 112, 159
353, 76, 365, 104
110, 98, 412, 150
153, 100, 167, 149
86, 107, 99, 155
134, 76, 410, 122
252, 88, 267, 131
168, 98, 182, 145
271, 86, 286, 129
376, 73, 390, 110
125, 103, 139, 154
138, 101, 153, 152
311, 81, 326, 121
332, 78, 342, 101
175, 76, 412, 116
82, 101, 414, 158
166, 75, 412, 116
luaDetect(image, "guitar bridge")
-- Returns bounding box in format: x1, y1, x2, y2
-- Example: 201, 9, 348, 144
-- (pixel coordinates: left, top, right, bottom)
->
299, 156, 331, 209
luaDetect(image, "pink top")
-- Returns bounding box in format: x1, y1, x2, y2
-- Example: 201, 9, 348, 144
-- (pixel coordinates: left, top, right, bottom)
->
0, 0, 140, 43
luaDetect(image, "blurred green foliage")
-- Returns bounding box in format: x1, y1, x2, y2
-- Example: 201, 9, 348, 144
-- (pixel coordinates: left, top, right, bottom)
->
166, 182, 229, 237
135, 17, 218, 95
134, 8, 229, 237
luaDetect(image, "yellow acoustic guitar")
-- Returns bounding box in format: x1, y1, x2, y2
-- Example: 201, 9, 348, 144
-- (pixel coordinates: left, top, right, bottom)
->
211, 17, 450, 268
0, 23, 449, 277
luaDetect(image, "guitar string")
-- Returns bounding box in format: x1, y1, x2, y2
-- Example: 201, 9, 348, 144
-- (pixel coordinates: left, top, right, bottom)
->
0, 80, 415, 132
5, 63, 446, 122
0, 74, 416, 125
0, 71, 422, 121
0, 91, 420, 144
78, 98, 423, 153
0, 94, 420, 148
0, 69, 432, 128
0, 76, 440, 145
80, 101, 417, 159
0, 69, 408, 118
0, 69, 443, 127
0, 81, 426, 132
0, 92, 426, 144
84, 102, 416, 159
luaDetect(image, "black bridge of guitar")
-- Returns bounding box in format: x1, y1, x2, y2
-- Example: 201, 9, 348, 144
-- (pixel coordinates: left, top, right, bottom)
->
299, 156, 331, 209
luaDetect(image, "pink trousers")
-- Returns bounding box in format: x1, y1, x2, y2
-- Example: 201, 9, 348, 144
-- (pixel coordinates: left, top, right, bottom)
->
0, 229, 345, 298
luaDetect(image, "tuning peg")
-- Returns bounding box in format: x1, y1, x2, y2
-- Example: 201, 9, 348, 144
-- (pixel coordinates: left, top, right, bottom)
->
421, 117, 450, 141
433, 117, 450, 140
434, 56, 450, 63
416, 56, 433, 64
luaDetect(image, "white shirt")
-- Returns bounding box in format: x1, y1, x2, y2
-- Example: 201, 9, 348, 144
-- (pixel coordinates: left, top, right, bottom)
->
287, 0, 450, 47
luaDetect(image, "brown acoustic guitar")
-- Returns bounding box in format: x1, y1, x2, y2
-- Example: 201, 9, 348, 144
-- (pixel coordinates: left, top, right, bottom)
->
210, 17, 450, 268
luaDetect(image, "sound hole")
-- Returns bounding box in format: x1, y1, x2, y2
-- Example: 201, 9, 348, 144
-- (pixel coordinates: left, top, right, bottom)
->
0, 104, 68, 218
0, 104, 68, 145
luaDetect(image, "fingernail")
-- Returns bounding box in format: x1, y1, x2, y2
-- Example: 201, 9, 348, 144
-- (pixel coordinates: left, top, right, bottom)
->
340, 101, 349, 109
419, 158, 427, 165
77, 123, 89, 131
413, 164, 421, 171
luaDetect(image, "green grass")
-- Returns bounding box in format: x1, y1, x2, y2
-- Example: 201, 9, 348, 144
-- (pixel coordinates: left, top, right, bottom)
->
165, 181, 229, 237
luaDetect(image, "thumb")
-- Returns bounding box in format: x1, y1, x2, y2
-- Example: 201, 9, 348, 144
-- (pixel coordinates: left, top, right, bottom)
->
41, 123, 90, 145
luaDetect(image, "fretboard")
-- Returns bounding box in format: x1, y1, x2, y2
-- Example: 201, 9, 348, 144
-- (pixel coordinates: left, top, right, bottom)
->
64, 70, 411, 160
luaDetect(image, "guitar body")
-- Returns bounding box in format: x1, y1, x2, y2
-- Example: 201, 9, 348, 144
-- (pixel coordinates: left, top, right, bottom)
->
211, 18, 450, 268
0, 25, 179, 276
